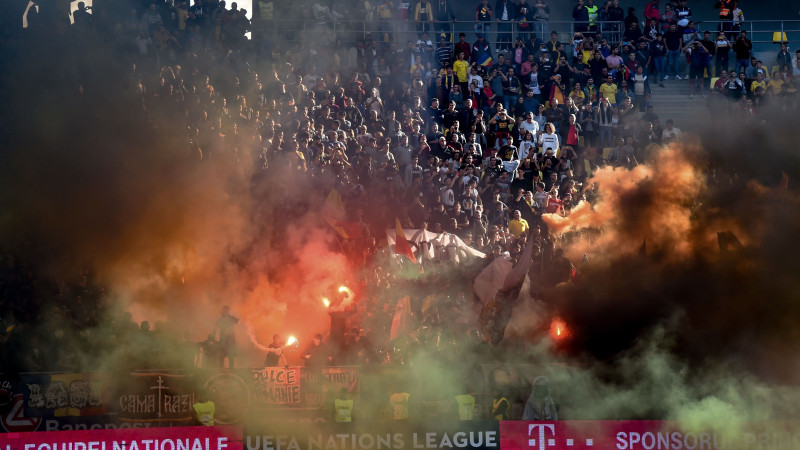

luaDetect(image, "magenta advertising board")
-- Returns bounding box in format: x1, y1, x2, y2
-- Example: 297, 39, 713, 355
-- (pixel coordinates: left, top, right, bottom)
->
501, 421, 800, 450
0, 426, 243, 450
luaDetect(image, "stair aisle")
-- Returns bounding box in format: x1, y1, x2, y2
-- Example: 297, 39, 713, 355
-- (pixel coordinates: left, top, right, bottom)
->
646, 77, 710, 131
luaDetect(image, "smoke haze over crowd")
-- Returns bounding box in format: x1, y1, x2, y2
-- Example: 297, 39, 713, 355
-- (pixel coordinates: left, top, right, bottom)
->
1, 0, 800, 436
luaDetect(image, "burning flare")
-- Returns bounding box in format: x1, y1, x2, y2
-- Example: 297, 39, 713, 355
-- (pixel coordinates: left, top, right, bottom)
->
550, 318, 569, 341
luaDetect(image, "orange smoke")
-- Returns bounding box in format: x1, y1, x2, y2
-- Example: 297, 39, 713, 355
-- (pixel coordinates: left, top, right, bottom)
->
238, 228, 353, 364
542, 144, 716, 261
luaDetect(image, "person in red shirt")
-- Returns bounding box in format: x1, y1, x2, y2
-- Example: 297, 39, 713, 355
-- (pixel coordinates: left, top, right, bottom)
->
545, 189, 564, 214
562, 114, 581, 150
455, 33, 472, 62
643, 0, 660, 23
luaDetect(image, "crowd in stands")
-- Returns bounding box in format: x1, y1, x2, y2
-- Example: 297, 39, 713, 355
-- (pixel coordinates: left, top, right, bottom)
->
1, 0, 799, 378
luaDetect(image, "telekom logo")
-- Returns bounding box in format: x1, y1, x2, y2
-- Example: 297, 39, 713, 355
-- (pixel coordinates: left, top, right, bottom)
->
527, 424, 594, 449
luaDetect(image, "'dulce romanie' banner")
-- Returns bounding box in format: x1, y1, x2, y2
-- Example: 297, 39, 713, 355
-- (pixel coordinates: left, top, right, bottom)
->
0, 426, 243, 450
501, 421, 800, 450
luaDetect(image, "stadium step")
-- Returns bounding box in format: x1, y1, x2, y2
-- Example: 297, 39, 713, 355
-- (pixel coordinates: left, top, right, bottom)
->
647, 78, 709, 131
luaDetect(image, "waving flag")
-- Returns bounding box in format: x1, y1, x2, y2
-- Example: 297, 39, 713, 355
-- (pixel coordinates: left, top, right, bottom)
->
394, 218, 417, 263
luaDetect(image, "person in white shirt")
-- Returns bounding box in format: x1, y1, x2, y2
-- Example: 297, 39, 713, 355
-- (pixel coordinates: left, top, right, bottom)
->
661, 119, 681, 143
538, 122, 560, 156
519, 112, 540, 135
533, 182, 548, 209
518, 131, 537, 160
440, 176, 456, 208
468, 66, 484, 98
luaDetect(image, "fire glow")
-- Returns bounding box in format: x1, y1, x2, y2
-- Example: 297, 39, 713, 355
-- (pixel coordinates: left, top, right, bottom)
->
550, 318, 569, 341
338, 285, 354, 303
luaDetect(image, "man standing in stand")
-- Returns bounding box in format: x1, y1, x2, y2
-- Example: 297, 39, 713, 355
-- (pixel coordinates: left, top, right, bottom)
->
214, 305, 239, 368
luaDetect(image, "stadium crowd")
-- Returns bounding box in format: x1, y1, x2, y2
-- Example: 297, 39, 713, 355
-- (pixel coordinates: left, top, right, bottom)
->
1, 0, 799, 379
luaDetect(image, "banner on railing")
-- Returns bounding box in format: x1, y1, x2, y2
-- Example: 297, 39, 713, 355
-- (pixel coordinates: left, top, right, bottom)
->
1, 367, 362, 430
0, 426, 243, 450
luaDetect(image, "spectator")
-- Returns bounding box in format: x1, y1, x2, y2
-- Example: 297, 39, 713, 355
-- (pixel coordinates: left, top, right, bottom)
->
585, 0, 600, 36
622, 21, 642, 45
714, 32, 731, 77
663, 23, 683, 80
572, 0, 589, 34
660, 4, 676, 33
715, 0, 736, 36
455, 33, 472, 62
732, 30, 752, 75
675, 0, 692, 26
661, 118, 681, 143
495, 0, 514, 52
522, 376, 558, 420
475, 0, 493, 39
599, 74, 618, 105
630, 66, 651, 110
777, 43, 792, 72
433, 0, 457, 41
643, 0, 660, 24
700, 31, 715, 80
414, 0, 434, 37
650, 33, 666, 86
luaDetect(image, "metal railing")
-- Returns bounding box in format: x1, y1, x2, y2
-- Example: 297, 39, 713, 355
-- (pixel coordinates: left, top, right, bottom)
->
699, 19, 800, 45
250, 19, 626, 48
250, 18, 800, 48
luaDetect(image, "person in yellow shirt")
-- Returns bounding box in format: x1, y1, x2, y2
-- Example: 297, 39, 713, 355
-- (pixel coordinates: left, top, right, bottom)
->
491, 389, 510, 420
192, 390, 215, 426
767, 73, 784, 96
568, 82, 586, 106
410, 55, 425, 74
453, 52, 470, 92
455, 390, 476, 420
750, 72, 766, 93
390, 389, 410, 420
508, 210, 529, 237
599, 75, 618, 105
334, 388, 354, 422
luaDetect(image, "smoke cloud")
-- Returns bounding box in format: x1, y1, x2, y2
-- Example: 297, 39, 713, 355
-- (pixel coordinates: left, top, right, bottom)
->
2, 4, 800, 437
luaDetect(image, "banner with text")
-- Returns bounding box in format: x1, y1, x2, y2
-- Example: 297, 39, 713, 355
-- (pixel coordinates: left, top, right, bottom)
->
501, 421, 800, 450
0, 425, 243, 450
245, 420, 500, 450
1, 368, 363, 430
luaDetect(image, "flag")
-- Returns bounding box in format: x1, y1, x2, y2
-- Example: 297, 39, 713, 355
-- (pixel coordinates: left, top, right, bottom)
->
473, 256, 514, 306
581, 253, 589, 266
477, 53, 493, 66
569, 263, 578, 281
481, 234, 536, 344
322, 189, 361, 239
717, 231, 743, 253
394, 218, 417, 263
390, 296, 414, 340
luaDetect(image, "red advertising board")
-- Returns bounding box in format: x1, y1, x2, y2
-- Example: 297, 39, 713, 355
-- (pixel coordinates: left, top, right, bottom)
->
0, 426, 243, 450
501, 421, 800, 450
